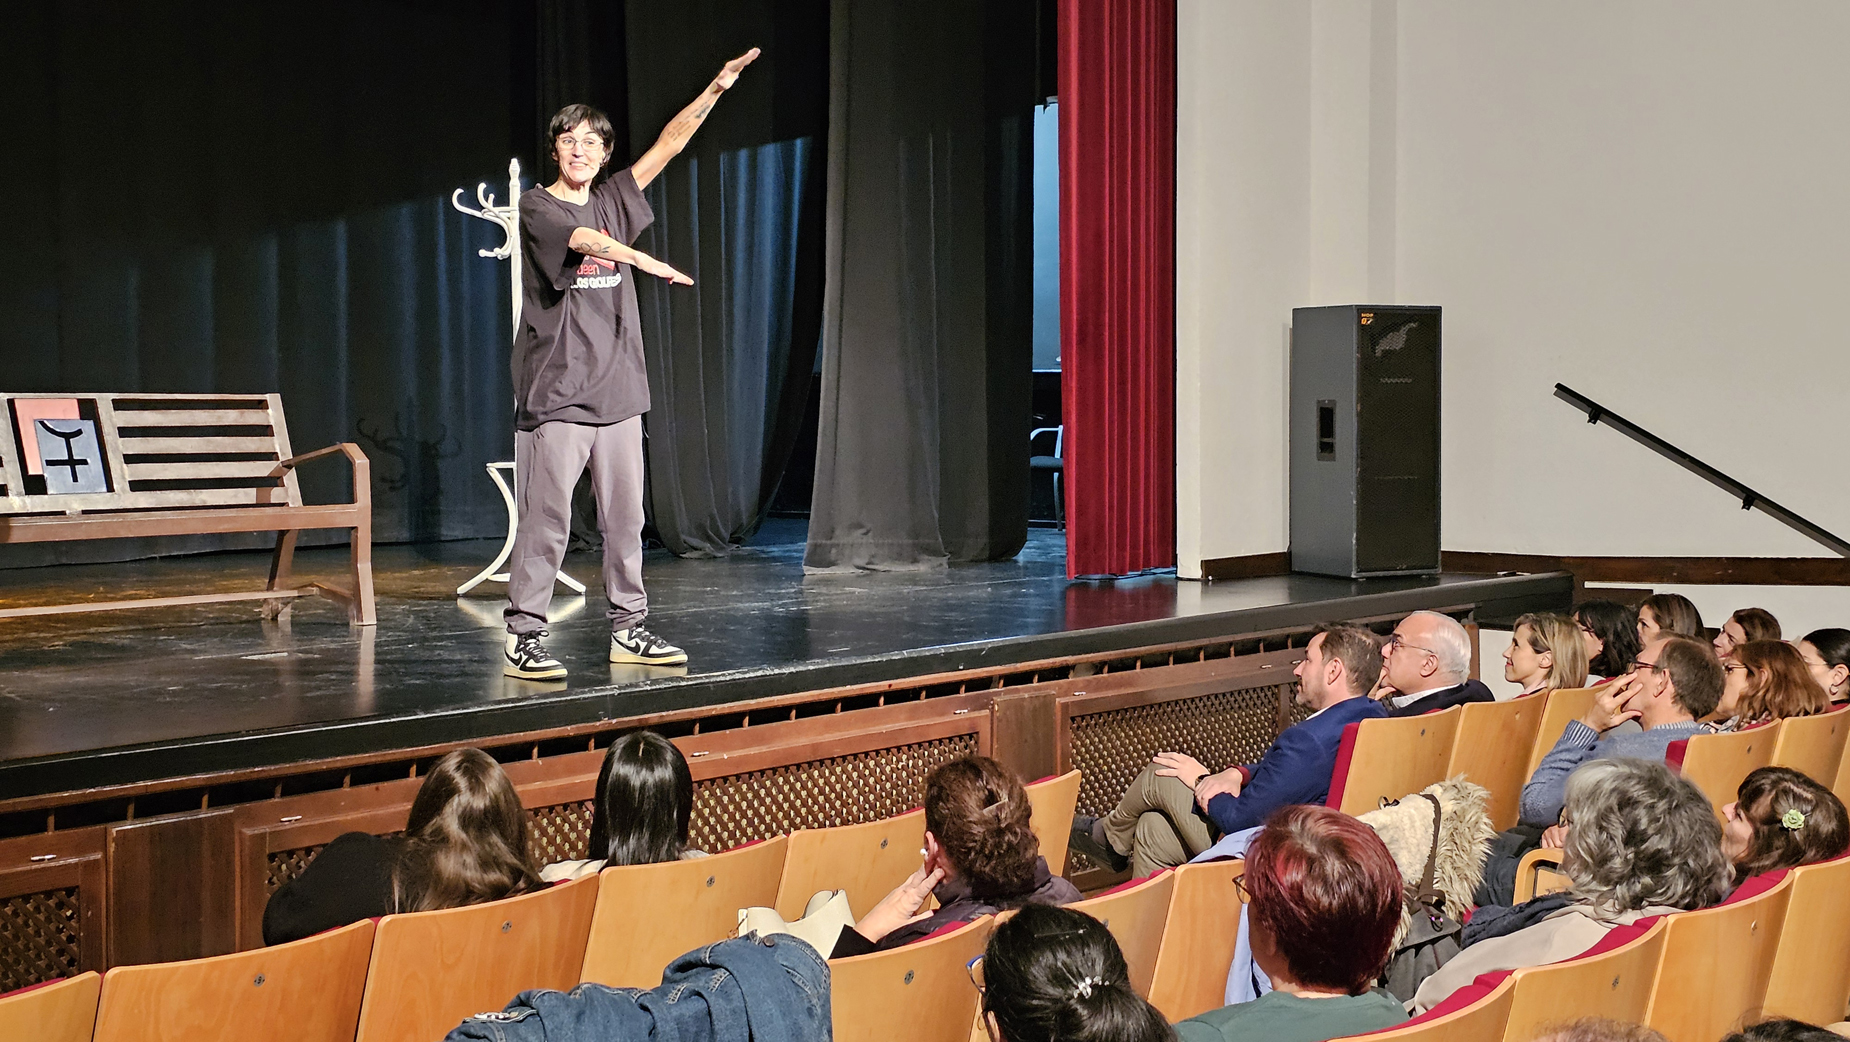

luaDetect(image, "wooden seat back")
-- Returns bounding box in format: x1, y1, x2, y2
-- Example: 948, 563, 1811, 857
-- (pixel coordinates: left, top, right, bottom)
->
1146, 860, 1245, 1022
1066, 870, 1176, 996
1836, 724, 1850, 808
1770, 712, 1849, 787
0, 971, 101, 1042
579, 836, 788, 987
1025, 770, 1083, 875
1448, 696, 1547, 830
1332, 976, 1515, 1042
1330, 707, 1462, 816
1526, 687, 1598, 777
1503, 918, 1668, 1041
775, 809, 926, 920
353, 874, 599, 1042
830, 915, 992, 1042
1511, 847, 1571, 905
1762, 857, 1850, 1024
92, 920, 373, 1042
1677, 727, 1777, 817
1644, 874, 1793, 1042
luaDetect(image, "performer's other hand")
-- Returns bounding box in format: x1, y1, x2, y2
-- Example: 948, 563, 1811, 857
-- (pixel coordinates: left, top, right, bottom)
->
637, 253, 694, 286
716, 48, 761, 91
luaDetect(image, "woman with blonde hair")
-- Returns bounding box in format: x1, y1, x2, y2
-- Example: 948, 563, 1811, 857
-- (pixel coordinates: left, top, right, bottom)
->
1503, 613, 1590, 697
1708, 640, 1830, 730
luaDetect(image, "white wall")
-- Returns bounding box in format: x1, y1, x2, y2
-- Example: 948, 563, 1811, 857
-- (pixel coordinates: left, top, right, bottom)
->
1177, 1, 1850, 575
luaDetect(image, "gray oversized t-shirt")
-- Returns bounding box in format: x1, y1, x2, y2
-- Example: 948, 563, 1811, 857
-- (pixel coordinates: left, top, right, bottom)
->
513, 169, 654, 430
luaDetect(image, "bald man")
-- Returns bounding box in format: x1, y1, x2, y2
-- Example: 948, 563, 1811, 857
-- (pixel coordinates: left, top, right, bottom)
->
1377, 611, 1494, 717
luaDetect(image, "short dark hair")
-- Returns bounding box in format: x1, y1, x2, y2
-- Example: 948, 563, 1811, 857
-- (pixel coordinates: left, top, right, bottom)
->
1245, 804, 1403, 994
1657, 635, 1723, 719
926, 757, 1039, 897
1312, 623, 1383, 696
1573, 600, 1641, 679
981, 904, 1174, 1042
1802, 628, 1850, 673
588, 731, 694, 866
547, 103, 617, 174
1731, 766, 1850, 884
1722, 1021, 1849, 1042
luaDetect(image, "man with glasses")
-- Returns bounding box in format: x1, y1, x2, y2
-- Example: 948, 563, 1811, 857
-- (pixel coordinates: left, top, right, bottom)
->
501, 49, 759, 680
1517, 634, 1722, 828
1376, 611, 1493, 717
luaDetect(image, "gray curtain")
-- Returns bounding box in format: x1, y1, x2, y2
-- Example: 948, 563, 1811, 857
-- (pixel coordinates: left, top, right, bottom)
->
804, 0, 1036, 571
623, 0, 829, 557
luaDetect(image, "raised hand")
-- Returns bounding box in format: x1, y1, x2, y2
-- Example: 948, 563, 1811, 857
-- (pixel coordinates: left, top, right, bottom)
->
1582, 675, 1643, 733
715, 48, 761, 91
854, 862, 946, 943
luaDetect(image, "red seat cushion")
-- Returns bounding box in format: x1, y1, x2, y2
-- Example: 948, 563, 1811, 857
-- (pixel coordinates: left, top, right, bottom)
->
0, 977, 67, 1001
1664, 739, 1688, 772
1325, 722, 1363, 809
1722, 869, 1788, 904
1093, 868, 1170, 896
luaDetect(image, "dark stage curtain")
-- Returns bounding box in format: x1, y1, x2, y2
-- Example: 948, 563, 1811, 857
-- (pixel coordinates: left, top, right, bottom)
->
805, 0, 1037, 571
0, 0, 530, 564
1058, 0, 1177, 578
623, 0, 829, 558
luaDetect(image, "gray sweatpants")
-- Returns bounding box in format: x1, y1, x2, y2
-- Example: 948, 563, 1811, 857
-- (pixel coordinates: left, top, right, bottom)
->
503, 418, 646, 635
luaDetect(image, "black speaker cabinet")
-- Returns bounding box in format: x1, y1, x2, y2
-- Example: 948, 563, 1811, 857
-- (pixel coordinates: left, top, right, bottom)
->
1289, 304, 1441, 578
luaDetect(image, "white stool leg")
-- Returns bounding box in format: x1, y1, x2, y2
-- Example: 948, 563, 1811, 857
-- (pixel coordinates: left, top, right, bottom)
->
457, 461, 586, 595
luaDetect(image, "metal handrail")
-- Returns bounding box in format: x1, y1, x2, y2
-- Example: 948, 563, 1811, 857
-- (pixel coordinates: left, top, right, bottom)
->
1554, 383, 1850, 557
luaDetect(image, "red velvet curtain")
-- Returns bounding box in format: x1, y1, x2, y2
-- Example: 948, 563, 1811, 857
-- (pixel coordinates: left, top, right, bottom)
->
1058, 0, 1176, 578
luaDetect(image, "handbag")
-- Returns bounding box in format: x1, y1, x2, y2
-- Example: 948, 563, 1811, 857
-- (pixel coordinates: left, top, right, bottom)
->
737, 889, 857, 956
1378, 793, 1465, 1003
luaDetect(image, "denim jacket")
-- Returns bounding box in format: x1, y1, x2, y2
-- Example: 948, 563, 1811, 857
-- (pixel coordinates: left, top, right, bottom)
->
445, 934, 831, 1042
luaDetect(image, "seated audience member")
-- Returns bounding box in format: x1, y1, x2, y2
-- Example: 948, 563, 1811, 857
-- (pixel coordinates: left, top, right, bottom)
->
1572, 600, 1640, 684
1708, 641, 1830, 731
264, 748, 542, 945
1069, 625, 1387, 878
1721, 1021, 1850, 1042
833, 756, 1080, 957
1518, 636, 1720, 828
1376, 611, 1494, 716
1503, 613, 1591, 697
1721, 766, 1849, 885
1531, 1019, 1669, 1042
541, 731, 706, 882
1713, 607, 1782, 661
1636, 593, 1703, 644
1796, 628, 1850, 705
1174, 806, 1407, 1042
1414, 759, 1729, 1013
975, 904, 1174, 1042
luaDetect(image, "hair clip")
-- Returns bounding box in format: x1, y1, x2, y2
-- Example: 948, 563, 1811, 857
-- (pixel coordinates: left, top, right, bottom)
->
1072, 976, 1103, 999
1781, 808, 1807, 831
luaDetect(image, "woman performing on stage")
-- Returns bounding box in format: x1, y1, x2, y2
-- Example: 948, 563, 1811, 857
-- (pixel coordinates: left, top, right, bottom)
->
502, 48, 760, 680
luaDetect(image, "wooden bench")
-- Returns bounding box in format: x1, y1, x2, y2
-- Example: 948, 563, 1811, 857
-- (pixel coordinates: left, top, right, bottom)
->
0, 392, 374, 624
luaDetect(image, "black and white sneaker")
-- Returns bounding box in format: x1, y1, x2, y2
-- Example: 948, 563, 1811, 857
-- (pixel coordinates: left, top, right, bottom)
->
610, 625, 688, 666
504, 630, 567, 680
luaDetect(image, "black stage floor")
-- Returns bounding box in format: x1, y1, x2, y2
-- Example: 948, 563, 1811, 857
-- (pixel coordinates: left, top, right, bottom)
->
0, 519, 1569, 798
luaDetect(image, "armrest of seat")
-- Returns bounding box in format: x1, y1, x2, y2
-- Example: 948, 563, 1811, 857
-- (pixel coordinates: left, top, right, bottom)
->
1513, 847, 1566, 904
278, 443, 371, 509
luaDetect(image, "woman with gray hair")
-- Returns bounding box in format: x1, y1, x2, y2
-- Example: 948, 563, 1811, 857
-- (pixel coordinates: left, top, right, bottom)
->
1409, 758, 1729, 1012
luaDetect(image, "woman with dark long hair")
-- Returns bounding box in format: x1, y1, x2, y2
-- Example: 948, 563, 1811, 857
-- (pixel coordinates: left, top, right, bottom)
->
542, 731, 704, 882
975, 904, 1173, 1042
1572, 600, 1640, 683
1796, 628, 1850, 705
263, 748, 542, 944
1721, 766, 1848, 886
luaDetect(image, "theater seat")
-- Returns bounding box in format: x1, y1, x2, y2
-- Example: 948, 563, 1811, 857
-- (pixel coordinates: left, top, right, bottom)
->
1325, 708, 1462, 816
1526, 687, 1599, 777
1331, 974, 1514, 1041
0, 972, 101, 1042
1644, 873, 1794, 1042
830, 914, 993, 1042
775, 809, 927, 920
1146, 860, 1246, 1022
1761, 855, 1850, 1025
579, 835, 788, 988
1771, 712, 1849, 787
1447, 696, 1546, 831
1675, 728, 1778, 820
1024, 770, 1083, 875
93, 920, 373, 1042
1065, 868, 1175, 995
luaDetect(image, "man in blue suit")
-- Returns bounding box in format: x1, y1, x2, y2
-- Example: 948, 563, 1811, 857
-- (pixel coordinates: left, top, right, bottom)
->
1071, 623, 1389, 878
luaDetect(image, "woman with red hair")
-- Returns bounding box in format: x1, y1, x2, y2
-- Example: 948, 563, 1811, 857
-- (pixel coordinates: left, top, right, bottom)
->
1174, 805, 1407, 1042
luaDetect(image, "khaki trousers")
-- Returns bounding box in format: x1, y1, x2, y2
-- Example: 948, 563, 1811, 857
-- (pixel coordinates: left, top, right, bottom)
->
1101, 765, 1219, 879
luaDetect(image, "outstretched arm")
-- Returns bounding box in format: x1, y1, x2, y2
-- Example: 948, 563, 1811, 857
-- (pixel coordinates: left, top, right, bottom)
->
631, 47, 760, 190
569, 227, 693, 285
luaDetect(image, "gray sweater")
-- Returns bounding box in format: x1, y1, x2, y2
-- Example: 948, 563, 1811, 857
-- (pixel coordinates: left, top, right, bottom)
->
1519, 719, 1707, 826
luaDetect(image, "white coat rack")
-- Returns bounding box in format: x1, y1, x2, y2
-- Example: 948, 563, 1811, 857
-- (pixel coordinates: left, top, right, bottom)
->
451, 159, 586, 599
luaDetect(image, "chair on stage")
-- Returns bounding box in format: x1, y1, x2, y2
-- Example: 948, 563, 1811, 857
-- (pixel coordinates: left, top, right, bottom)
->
1771, 711, 1850, 788
353, 873, 599, 1042
92, 920, 373, 1042
1761, 856, 1850, 1025
831, 915, 993, 1042
1327, 707, 1462, 816
580, 835, 788, 988
0, 972, 101, 1042
1066, 869, 1176, 996
1447, 695, 1546, 831
1146, 860, 1246, 1022
1025, 770, 1082, 875
1671, 727, 1777, 818
775, 809, 926, 920
1644, 873, 1794, 1042
1526, 687, 1598, 777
